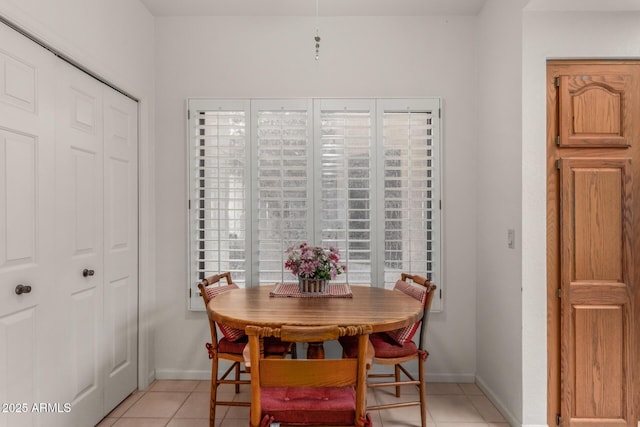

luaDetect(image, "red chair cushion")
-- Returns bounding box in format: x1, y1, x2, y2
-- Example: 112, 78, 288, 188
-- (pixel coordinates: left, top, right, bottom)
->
204, 283, 246, 342
340, 332, 417, 359
261, 386, 356, 425
217, 333, 289, 356
218, 335, 248, 354
369, 332, 418, 358
264, 336, 290, 355
385, 279, 428, 345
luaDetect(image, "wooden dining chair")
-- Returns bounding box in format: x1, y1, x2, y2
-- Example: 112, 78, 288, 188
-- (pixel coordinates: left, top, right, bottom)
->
246, 323, 374, 427
339, 273, 437, 427
198, 272, 296, 427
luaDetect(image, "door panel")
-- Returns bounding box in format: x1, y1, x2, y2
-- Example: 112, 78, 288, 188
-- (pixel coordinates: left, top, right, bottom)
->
2, 131, 37, 266
549, 61, 640, 427
71, 148, 101, 256
564, 160, 630, 283
0, 48, 37, 113
560, 157, 633, 426
103, 89, 138, 413
55, 61, 104, 427
574, 305, 624, 419
70, 288, 99, 400
0, 309, 36, 427
0, 22, 58, 427
558, 73, 632, 148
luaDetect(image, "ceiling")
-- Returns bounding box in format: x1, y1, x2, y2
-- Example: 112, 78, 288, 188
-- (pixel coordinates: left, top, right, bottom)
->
139, 0, 488, 17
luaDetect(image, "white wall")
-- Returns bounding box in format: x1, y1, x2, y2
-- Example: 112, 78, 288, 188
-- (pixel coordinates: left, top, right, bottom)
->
8, 2, 639, 423
153, 15, 480, 381
0, 0, 157, 388
476, 1, 523, 426
522, 5, 640, 427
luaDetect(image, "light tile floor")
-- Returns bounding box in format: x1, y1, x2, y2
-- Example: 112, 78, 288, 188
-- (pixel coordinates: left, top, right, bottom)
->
97, 380, 511, 427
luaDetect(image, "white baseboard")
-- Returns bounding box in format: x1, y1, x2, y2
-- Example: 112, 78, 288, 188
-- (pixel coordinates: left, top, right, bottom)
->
147, 369, 156, 387
155, 369, 212, 381
425, 372, 476, 383
475, 375, 523, 427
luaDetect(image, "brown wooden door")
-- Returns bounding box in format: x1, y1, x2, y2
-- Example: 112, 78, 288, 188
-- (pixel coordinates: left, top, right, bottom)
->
547, 61, 640, 427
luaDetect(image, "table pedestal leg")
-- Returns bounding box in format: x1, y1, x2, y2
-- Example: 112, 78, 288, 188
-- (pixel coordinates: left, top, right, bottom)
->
307, 342, 324, 359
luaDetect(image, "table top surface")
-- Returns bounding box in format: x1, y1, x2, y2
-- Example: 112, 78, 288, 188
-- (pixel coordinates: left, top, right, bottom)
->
207, 284, 423, 333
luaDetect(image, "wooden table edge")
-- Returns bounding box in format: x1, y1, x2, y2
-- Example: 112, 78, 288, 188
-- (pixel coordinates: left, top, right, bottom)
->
207, 284, 424, 334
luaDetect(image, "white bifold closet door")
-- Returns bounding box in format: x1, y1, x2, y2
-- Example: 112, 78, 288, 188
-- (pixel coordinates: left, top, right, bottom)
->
0, 22, 138, 427
101, 74, 138, 417
0, 20, 58, 427
55, 60, 139, 427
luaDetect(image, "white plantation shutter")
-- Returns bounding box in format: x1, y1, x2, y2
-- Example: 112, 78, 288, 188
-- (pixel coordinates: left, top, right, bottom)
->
188, 99, 250, 309
187, 98, 441, 312
315, 99, 375, 285
378, 99, 441, 310
252, 100, 314, 285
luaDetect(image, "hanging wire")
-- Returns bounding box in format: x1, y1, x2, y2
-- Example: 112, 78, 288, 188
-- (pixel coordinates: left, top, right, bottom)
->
314, 0, 321, 60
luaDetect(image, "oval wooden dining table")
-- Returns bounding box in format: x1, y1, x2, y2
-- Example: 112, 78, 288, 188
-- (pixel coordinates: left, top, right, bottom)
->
207, 284, 424, 358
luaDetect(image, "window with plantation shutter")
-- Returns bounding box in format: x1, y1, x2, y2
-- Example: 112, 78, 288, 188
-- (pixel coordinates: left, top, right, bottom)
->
316, 99, 375, 285
187, 100, 250, 309
252, 100, 313, 285
379, 99, 441, 311
187, 98, 441, 312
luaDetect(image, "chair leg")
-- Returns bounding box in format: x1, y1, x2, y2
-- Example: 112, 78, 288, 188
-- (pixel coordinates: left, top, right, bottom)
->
234, 361, 241, 393
394, 364, 401, 397
210, 358, 218, 427
418, 358, 426, 427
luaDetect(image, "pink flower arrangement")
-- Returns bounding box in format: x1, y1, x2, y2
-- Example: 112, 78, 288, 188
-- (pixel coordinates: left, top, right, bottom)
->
284, 242, 346, 280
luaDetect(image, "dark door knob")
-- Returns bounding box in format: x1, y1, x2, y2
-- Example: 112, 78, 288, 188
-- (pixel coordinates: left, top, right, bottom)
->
82, 269, 95, 277
15, 284, 32, 295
